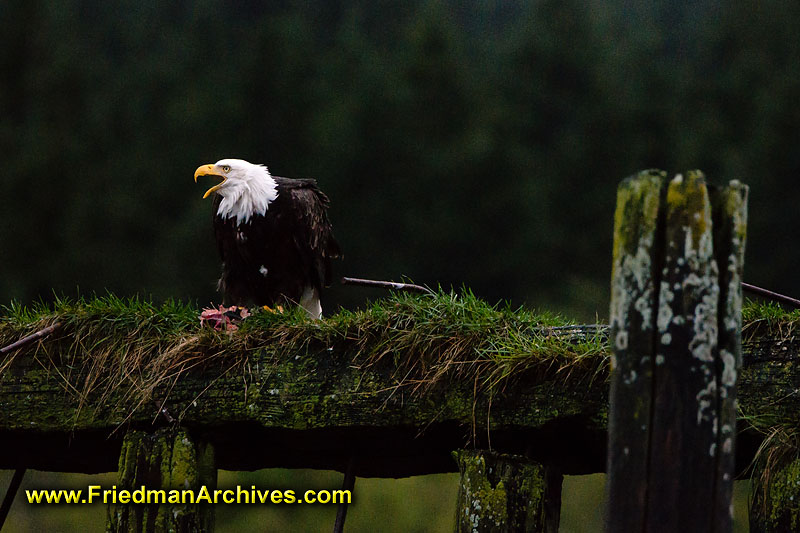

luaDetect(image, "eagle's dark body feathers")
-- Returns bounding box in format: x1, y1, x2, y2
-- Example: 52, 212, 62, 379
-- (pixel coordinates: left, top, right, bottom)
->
213, 177, 340, 309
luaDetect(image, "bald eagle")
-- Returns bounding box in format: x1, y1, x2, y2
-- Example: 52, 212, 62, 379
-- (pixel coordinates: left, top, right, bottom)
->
194, 159, 341, 318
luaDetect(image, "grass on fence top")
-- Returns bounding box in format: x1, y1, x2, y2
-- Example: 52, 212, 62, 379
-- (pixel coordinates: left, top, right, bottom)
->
0, 290, 608, 423
1, 291, 795, 426
742, 300, 800, 343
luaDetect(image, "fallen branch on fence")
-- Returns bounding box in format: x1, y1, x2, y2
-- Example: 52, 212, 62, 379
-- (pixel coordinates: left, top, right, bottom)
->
341, 276, 433, 294
0, 322, 61, 355
743, 282, 800, 309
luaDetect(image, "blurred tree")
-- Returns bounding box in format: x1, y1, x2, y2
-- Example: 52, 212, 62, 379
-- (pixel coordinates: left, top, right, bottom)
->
1, 0, 799, 320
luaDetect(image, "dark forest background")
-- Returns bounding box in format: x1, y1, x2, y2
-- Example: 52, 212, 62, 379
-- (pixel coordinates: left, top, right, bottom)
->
1, 0, 796, 530
3, 0, 799, 321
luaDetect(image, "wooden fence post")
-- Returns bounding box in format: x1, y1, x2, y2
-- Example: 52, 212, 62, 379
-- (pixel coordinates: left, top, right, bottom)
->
107, 428, 216, 533
606, 171, 747, 532
606, 170, 664, 531
453, 449, 561, 533
711, 181, 748, 531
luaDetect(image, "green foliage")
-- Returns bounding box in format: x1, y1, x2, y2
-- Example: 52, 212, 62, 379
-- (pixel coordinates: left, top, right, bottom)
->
2, 292, 198, 332
741, 299, 800, 342
742, 300, 800, 325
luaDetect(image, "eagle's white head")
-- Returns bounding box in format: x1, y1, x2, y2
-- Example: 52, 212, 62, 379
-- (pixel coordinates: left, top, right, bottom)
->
194, 158, 278, 225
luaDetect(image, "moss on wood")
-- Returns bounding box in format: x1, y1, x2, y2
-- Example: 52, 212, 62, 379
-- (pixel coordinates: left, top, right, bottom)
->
107, 428, 216, 532
454, 450, 560, 533
0, 292, 799, 478
0, 291, 608, 475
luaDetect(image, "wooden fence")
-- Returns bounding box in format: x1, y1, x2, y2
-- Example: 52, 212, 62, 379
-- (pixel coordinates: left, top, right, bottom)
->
607, 170, 747, 532
2, 170, 800, 532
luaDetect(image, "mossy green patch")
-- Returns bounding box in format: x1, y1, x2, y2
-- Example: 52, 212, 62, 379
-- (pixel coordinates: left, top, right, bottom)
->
110, 428, 215, 532
665, 170, 712, 251
612, 170, 664, 261
454, 450, 511, 530
454, 449, 556, 531
720, 180, 749, 246
765, 458, 800, 529
749, 426, 800, 531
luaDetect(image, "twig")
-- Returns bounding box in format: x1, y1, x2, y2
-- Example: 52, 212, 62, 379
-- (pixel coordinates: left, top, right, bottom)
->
743, 283, 800, 309
341, 277, 433, 294
332, 456, 357, 533
1, 322, 62, 355
0, 468, 26, 530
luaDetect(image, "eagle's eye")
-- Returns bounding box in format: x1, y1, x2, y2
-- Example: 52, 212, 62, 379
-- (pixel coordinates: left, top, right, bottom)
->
222, 165, 231, 173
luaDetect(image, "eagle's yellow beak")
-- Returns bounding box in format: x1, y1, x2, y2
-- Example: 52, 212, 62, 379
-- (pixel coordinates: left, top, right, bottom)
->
194, 164, 226, 199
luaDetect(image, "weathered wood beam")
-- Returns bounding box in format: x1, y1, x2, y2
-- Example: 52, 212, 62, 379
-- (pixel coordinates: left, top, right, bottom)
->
0, 326, 609, 477
0, 328, 797, 478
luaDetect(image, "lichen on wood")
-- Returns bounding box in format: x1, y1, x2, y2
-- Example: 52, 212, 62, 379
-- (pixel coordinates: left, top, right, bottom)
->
107, 428, 216, 533
453, 449, 560, 533
711, 180, 749, 529
607, 170, 664, 531
647, 171, 721, 532
607, 170, 747, 532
